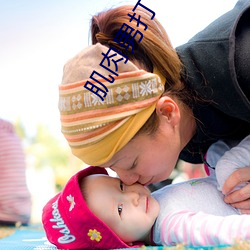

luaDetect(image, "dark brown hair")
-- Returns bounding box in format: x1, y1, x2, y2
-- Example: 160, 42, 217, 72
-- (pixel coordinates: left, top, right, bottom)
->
90, 5, 194, 135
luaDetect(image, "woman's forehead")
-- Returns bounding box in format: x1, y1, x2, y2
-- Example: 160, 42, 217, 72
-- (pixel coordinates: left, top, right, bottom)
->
101, 135, 149, 168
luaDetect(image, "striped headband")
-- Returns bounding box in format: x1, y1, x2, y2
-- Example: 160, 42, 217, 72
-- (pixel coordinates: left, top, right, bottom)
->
59, 43, 165, 165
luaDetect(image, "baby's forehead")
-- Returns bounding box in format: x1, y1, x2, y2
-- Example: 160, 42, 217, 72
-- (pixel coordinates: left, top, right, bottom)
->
80, 174, 118, 200
85, 173, 116, 180
82, 175, 122, 201
82, 174, 120, 185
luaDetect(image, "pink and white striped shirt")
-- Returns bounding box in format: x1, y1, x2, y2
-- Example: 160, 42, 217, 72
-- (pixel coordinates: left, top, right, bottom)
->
0, 119, 31, 224
152, 135, 250, 247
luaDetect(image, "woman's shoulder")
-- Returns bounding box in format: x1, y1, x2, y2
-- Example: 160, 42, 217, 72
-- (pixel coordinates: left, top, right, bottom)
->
176, 0, 250, 123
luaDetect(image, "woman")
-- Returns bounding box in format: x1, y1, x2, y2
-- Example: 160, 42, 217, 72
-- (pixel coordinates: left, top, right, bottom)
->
59, 1, 250, 211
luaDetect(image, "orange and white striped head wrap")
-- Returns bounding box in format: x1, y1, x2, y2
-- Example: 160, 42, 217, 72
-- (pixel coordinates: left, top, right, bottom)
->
59, 43, 165, 165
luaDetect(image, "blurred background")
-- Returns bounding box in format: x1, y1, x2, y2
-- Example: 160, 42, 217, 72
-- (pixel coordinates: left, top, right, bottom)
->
0, 0, 238, 223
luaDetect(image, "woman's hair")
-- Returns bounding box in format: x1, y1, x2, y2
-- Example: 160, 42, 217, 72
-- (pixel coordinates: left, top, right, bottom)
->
90, 5, 194, 135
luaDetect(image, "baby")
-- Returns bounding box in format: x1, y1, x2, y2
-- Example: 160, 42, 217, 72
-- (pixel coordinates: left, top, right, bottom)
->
42, 135, 250, 249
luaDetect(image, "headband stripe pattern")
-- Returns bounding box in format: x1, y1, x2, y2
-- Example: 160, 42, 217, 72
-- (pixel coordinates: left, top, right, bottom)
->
59, 70, 164, 149
58, 43, 166, 165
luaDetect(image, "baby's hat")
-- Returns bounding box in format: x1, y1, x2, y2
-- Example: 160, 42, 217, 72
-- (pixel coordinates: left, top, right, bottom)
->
42, 166, 138, 249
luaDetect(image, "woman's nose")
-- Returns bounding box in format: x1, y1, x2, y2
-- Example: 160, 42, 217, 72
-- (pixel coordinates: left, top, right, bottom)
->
112, 168, 139, 185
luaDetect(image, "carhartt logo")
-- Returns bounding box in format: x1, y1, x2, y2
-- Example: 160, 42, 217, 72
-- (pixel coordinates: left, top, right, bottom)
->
50, 200, 76, 244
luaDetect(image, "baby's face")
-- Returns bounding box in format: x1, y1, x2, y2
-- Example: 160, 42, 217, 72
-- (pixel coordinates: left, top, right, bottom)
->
84, 174, 160, 244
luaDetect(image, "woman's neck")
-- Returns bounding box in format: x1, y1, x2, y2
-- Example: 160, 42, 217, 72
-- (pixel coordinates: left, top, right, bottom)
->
179, 103, 197, 149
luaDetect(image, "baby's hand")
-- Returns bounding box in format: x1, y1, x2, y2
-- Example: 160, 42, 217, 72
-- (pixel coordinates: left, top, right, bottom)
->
223, 166, 250, 214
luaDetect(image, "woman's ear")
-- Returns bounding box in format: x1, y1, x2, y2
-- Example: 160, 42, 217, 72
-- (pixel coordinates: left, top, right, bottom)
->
156, 96, 180, 126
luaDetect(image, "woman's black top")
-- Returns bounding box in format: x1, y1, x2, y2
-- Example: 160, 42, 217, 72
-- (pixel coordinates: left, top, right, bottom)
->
176, 0, 250, 163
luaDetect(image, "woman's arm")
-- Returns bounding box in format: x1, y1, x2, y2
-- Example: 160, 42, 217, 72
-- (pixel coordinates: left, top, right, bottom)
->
215, 135, 250, 192
215, 135, 250, 212
223, 166, 250, 213
206, 135, 250, 212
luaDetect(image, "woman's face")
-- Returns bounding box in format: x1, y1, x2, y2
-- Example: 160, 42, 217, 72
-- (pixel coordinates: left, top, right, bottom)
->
100, 117, 182, 186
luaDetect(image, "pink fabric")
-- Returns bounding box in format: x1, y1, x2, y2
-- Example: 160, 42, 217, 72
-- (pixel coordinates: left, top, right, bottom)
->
159, 210, 250, 246
0, 119, 31, 224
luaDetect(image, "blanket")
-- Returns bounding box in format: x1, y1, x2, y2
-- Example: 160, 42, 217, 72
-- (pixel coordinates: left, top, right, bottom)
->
0, 225, 248, 250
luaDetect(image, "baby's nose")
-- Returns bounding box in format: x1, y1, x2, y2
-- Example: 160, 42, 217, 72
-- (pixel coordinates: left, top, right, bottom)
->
126, 191, 140, 206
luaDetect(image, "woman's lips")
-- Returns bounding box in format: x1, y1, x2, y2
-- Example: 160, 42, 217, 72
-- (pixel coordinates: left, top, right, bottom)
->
143, 177, 154, 186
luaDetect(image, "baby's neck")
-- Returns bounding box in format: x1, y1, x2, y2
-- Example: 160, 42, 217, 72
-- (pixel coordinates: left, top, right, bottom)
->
142, 226, 155, 245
